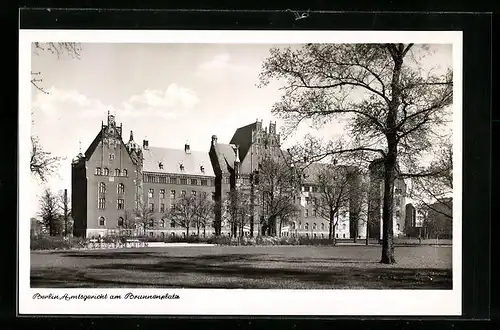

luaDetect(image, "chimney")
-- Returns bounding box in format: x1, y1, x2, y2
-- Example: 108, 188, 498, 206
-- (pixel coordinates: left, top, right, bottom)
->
143, 139, 149, 149
234, 145, 240, 163
211, 135, 218, 146
185, 143, 191, 154
129, 130, 134, 142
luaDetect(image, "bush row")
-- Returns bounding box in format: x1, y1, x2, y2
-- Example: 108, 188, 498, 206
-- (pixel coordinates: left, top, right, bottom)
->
30, 234, 343, 250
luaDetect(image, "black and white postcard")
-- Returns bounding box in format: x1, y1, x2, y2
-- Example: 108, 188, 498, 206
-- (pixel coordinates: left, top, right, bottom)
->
19, 30, 462, 315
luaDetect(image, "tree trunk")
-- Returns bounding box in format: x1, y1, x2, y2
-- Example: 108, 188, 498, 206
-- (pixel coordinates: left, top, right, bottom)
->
329, 210, 335, 245
279, 220, 282, 238
203, 225, 206, 237
186, 226, 190, 237
366, 222, 369, 245
380, 47, 403, 264
197, 224, 200, 236
250, 215, 254, 237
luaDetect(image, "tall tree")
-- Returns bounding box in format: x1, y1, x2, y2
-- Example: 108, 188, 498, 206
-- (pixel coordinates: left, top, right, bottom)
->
409, 138, 453, 219
134, 199, 155, 236
312, 164, 357, 245
193, 192, 215, 236
224, 189, 253, 238
58, 189, 72, 237
259, 43, 452, 263
39, 188, 62, 236
166, 194, 198, 237
257, 156, 301, 236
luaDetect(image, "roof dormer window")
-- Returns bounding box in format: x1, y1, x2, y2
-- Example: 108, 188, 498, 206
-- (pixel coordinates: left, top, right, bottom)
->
179, 163, 185, 171
200, 165, 205, 173
158, 162, 163, 170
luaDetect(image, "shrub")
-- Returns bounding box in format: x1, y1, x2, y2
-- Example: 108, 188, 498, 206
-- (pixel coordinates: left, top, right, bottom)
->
30, 235, 86, 251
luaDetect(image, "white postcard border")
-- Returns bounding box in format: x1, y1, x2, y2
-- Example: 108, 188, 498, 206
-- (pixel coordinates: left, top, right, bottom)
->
19, 29, 463, 316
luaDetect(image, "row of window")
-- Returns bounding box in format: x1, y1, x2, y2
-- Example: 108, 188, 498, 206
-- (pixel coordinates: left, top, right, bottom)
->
97, 216, 205, 229
95, 167, 128, 177
143, 174, 214, 186
291, 221, 348, 231
148, 188, 216, 201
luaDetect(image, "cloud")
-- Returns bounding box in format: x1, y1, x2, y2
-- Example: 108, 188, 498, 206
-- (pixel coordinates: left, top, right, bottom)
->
197, 53, 254, 78
122, 84, 199, 119
32, 87, 112, 119
32, 83, 200, 120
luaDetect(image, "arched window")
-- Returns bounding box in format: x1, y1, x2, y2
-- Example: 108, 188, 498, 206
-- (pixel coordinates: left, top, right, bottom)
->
291, 222, 296, 230
159, 219, 165, 228
99, 182, 106, 193
117, 183, 125, 194
98, 216, 105, 226
321, 223, 325, 230
123, 169, 128, 177
103, 168, 109, 175
115, 168, 121, 176
396, 224, 400, 231
149, 219, 154, 228
313, 223, 317, 230
117, 217, 124, 227
95, 167, 102, 175
305, 222, 309, 230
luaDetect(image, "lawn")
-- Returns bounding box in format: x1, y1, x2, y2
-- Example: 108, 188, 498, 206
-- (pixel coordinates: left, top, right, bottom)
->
30, 245, 452, 289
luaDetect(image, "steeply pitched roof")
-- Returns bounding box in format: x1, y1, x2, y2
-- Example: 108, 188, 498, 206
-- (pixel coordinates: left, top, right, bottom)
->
211, 143, 237, 174
229, 122, 256, 162
142, 146, 215, 177
84, 130, 103, 159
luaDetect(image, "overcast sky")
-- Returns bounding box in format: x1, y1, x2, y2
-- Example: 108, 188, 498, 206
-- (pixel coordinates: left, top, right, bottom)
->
30, 43, 452, 217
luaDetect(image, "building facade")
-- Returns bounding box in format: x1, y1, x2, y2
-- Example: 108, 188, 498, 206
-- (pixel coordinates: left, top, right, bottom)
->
73, 115, 407, 239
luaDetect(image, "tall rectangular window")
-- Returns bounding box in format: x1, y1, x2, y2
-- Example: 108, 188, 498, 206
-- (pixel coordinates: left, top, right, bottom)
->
170, 190, 176, 199
117, 199, 124, 210
98, 198, 106, 209
160, 203, 165, 213
192, 191, 197, 196
180, 178, 187, 185
149, 203, 155, 212
305, 209, 309, 218
181, 190, 186, 196
159, 189, 165, 199
148, 189, 154, 198
191, 179, 198, 185
170, 177, 177, 184
201, 179, 207, 186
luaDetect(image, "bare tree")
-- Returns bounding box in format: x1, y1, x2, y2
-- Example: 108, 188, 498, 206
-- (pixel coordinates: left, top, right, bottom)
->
193, 192, 215, 237
257, 156, 301, 236
259, 43, 452, 263
58, 189, 72, 237
134, 199, 155, 236
409, 138, 453, 219
312, 164, 357, 245
39, 188, 62, 236
224, 189, 253, 238
31, 42, 82, 182
31, 42, 82, 93
166, 194, 198, 237
30, 136, 62, 182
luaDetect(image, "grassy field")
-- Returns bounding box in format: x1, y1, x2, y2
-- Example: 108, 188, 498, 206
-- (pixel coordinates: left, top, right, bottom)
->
30, 245, 452, 289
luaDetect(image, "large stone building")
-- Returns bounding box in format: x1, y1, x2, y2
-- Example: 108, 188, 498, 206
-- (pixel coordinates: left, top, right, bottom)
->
72, 114, 406, 239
